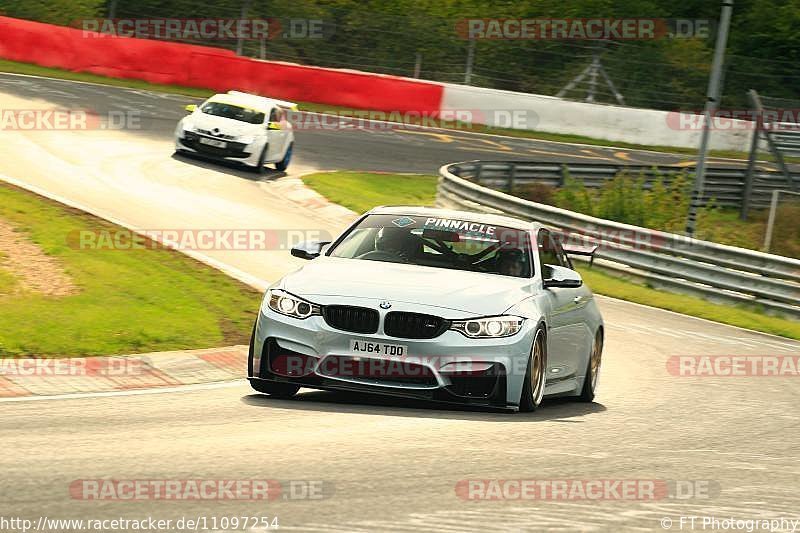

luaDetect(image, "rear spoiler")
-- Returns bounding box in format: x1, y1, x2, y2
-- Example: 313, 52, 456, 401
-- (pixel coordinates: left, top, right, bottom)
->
225, 91, 299, 111
562, 244, 599, 267
273, 99, 299, 111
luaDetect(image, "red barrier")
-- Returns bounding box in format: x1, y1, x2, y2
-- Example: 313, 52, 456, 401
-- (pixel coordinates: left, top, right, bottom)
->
0, 16, 443, 113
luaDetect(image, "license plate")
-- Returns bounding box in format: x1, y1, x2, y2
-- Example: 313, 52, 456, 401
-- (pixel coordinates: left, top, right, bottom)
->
199, 137, 227, 148
350, 340, 407, 358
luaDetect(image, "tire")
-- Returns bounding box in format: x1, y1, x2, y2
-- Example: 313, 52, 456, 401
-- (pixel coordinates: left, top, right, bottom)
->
247, 322, 300, 398
578, 329, 603, 402
249, 379, 300, 398
519, 326, 547, 412
255, 144, 269, 175
275, 142, 293, 171
247, 321, 257, 377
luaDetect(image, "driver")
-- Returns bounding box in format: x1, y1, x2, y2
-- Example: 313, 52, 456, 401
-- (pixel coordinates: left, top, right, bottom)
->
497, 248, 525, 277
374, 226, 414, 260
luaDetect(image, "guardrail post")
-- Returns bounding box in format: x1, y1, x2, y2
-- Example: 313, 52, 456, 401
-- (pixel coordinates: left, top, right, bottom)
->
507, 164, 516, 193
475, 163, 483, 183
740, 125, 760, 220
763, 190, 780, 252
558, 165, 568, 187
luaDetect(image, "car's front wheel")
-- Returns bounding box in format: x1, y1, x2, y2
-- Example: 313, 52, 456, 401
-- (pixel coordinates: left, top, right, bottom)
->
249, 379, 300, 398
578, 329, 603, 402
255, 144, 269, 175
519, 326, 547, 412
275, 142, 293, 171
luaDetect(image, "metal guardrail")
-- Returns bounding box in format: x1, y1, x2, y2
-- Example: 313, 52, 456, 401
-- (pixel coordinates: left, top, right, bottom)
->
449, 160, 800, 209
437, 161, 800, 319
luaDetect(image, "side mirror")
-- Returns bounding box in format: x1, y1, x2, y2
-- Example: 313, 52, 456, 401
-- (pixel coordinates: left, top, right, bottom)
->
184, 104, 197, 113
542, 264, 583, 289
290, 240, 331, 260
267, 122, 282, 130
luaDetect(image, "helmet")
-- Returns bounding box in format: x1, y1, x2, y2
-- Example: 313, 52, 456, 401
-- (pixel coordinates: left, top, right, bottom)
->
374, 227, 409, 253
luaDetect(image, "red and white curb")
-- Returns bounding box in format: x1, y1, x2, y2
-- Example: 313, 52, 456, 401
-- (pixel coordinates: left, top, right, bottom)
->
267, 175, 357, 226
0, 345, 247, 398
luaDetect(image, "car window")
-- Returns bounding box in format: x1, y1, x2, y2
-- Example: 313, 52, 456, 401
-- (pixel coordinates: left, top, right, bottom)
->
538, 229, 560, 267
329, 214, 534, 278
538, 229, 573, 276
552, 233, 573, 269
201, 102, 265, 124
269, 108, 278, 123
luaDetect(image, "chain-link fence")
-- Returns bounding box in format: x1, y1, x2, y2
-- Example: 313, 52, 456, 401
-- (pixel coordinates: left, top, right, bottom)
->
3, 0, 800, 112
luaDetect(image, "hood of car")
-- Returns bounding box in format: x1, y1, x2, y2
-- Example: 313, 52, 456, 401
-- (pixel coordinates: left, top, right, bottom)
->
281, 257, 533, 316
186, 113, 262, 138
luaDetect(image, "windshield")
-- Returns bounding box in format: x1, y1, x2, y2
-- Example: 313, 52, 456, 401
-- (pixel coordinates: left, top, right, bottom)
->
329, 214, 533, 277
200, 101, 265, 124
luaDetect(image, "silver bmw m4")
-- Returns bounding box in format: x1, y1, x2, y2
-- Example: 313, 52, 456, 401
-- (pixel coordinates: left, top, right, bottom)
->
248, 206, 604, 412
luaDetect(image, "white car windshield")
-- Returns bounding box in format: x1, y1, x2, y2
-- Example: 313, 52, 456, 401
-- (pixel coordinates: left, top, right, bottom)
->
201, 102, 265, 124
329, 214, 533, 277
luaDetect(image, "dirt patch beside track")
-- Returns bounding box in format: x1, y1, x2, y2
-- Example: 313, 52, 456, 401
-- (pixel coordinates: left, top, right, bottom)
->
0, 218, 77, 296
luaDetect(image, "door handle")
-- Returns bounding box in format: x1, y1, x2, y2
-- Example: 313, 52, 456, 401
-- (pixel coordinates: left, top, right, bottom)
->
573, 295, 585, 304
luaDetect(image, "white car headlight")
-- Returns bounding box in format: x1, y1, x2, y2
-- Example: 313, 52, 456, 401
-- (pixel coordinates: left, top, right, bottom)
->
450, 316, 524, 338
266, 289, 321, 319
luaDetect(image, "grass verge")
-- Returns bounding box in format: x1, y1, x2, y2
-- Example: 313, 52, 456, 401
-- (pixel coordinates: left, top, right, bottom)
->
0, 58, 774, 161
302, 171, 438, 214
0, 181, 261, 357
577, 267, 800, 340
303, 171, 800, 339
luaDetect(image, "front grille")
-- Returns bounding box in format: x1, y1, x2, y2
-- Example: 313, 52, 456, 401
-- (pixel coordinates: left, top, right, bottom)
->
196, 128, 237, 140
179, 133, 250, 158
384, 312, 449, 339
323, 305, 379, 334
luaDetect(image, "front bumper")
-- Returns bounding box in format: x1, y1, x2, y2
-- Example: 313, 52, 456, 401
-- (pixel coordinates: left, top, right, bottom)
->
175, 133, 260, 166
250, 302, 537, 410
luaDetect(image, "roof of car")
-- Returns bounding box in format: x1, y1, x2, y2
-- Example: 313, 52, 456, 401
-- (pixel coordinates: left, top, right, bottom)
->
367, 206, 541, 231
206, 91, 298, 113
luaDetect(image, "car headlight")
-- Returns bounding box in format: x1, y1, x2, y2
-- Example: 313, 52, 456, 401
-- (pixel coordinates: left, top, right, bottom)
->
450, 316, 524, 338
265, 289, 321, 319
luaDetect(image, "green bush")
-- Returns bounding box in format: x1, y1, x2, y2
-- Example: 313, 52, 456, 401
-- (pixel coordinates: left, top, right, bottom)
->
512, 182, 555, 205
553, 169, 700, 232
0, 0, 105, 26
552, 171, 595, 216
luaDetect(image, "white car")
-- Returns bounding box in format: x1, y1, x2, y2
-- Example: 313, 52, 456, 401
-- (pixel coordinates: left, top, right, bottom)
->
248, 206, 604, 412
174, 90, 295, 173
